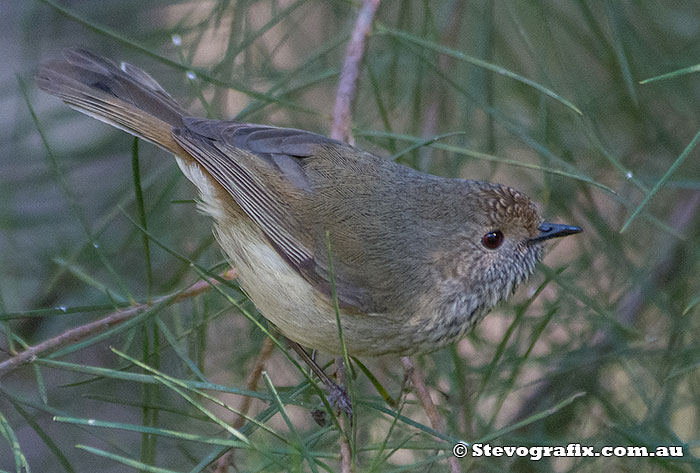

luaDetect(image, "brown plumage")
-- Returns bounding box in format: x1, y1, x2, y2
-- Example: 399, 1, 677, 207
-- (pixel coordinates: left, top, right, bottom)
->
37, 49, 581, 356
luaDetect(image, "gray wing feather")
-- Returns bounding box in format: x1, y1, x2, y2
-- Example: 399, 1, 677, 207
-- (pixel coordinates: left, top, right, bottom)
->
172, 120, 376, 312
56, 48, 186, 126
182, 117, 341, 157
171, 127, 313, 266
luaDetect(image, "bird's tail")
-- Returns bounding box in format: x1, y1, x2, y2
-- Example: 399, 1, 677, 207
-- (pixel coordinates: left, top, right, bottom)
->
37, 48, 186, 155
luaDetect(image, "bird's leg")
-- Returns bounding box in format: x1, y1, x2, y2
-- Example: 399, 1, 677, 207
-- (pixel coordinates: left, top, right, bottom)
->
288, 341, 352, 421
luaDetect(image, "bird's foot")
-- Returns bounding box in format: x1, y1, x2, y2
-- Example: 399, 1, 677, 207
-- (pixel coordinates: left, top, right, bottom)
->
311, 382, 352, 426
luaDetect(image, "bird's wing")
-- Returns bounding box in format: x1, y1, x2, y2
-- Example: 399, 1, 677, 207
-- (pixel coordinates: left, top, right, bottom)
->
172, 118, 377, 313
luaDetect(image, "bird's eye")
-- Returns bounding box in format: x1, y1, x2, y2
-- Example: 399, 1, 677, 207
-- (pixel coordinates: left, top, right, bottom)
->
482, 230, 504, 250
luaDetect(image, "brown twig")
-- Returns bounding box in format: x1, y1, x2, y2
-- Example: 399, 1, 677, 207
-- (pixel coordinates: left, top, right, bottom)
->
0, 270, 238, 378
335, 357, 352, 473
214, 337, 275, 473
330, 1, 381, 470
402, 357, 462, 473
401, 9, 464, 472
330, 0, 381, 143
235, 337, 275, 430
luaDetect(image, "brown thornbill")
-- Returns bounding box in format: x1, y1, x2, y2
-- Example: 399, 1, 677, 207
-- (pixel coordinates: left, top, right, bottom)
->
37, 49, 582, 357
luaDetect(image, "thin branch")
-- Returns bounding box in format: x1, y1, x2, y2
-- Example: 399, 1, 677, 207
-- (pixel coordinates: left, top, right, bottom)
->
0, 270, 237, 378
335, 357, 352, 473
214, 337, 274, 473
402, 357, 462, 473
330, 0, 381, 142
329, 2, 381, 469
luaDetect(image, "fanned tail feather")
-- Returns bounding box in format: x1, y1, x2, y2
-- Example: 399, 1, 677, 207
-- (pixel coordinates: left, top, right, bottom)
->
37, 48, 185, 154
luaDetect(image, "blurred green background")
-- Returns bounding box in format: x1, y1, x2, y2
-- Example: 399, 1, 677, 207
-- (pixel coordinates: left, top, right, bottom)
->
2, 1, 700, 472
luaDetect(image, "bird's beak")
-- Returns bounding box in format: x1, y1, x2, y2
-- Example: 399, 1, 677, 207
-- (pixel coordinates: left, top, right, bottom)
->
531, 222, 582, 243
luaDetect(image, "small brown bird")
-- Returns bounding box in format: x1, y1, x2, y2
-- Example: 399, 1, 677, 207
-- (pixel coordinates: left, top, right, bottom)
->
37, 49, 581, 357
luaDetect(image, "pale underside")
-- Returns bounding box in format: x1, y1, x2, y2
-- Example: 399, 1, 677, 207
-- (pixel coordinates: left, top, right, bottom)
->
175, 156, 481, 356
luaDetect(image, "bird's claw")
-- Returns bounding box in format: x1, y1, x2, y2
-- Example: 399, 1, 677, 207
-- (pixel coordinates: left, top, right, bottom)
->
311, 382, 352, 426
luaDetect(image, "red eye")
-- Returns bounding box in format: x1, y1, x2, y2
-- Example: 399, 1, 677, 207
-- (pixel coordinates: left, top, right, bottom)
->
482, 230, 504, 249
